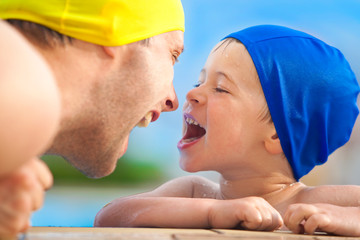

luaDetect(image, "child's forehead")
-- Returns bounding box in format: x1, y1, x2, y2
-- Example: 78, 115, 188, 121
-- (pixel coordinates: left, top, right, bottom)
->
209, 40, 248, 67
205, 40, 262, 94
209, 40, 259, 79
211, 38, 246, 54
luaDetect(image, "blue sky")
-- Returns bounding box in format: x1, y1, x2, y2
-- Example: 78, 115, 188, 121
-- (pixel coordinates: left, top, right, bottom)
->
126, 0, 360, 178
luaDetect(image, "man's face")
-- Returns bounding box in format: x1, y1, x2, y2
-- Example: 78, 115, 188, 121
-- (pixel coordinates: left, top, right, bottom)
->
49, 30, 184, 178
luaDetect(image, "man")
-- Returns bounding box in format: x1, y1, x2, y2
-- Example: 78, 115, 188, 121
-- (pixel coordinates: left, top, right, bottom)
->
0, 20, 59, 236
0, 0, 184, 177
0, 0, 184, 235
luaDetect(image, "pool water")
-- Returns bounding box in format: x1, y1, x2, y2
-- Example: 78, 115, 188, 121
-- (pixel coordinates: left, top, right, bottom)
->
31, 185, 150, 227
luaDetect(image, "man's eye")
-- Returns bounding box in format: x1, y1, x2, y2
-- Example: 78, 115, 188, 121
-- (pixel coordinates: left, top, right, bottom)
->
172, 54, 179, 64
214, 87, 229, 93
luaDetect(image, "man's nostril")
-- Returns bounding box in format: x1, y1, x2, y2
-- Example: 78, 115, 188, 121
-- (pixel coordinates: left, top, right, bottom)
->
166, 100, 173, 109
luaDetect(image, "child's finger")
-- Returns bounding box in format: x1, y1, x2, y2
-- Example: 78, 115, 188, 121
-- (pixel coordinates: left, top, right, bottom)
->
269, 208, 284, 230
252, 198, 283, 231
303, 214, 330, 235
240, 209, 263, 230
284, 204, 316, 234
255, 208, 273, 230
240, 200, 282, 231
261, 205, 283, 231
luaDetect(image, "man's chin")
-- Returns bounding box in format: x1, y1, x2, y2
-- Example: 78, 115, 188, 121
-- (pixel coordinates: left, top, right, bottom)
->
117, 136, 130, 160
59, 155, 117, 179
80, 163, 117, 179
87, 168, 115, 179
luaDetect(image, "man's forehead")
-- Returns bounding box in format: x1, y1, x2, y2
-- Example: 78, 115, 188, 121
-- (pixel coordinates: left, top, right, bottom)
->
167, 30, 184, 50
150, 30, 183, 49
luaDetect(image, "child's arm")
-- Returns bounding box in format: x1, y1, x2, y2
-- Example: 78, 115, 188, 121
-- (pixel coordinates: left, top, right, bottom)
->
94, 175, 283, 230
301, 185, 360, 207
284, 203, 360, 237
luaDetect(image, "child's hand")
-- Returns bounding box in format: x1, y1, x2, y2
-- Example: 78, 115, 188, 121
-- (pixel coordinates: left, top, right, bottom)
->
208, 196, 283, 231
284, 203, 360, 237
0, 158, 53, 237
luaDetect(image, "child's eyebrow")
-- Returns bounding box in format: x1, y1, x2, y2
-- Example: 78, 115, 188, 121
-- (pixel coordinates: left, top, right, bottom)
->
216, 71, 237, 86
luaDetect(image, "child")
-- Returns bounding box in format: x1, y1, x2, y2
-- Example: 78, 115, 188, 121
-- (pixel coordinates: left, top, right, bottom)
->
285, 203, 360, 236
0, 20, 61, 236
94, 25, 360, 235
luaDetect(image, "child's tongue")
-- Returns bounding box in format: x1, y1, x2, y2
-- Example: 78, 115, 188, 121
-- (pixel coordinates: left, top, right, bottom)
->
183, 123, 206, 142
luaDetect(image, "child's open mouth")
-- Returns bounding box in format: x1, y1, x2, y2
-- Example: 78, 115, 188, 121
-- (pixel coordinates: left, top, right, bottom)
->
181, 114, 206, 143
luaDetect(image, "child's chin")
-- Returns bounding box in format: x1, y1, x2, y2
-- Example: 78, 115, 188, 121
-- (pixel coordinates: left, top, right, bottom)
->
179, 159, 202, 173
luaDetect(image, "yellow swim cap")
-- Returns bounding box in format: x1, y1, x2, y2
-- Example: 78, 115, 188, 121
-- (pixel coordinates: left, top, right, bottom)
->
0, 0, 184, 46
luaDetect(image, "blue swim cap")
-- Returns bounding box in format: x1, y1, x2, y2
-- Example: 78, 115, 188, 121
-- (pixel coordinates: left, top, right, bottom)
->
224, 25, 360, 180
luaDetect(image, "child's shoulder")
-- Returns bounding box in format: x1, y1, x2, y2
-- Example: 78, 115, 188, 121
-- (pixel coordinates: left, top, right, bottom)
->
298, 184, 360, 205
167, 175, 216, 185
165, 175, 220, 198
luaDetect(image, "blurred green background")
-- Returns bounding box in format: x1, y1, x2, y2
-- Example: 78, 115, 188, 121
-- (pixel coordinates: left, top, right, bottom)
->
42, 155, 166, 186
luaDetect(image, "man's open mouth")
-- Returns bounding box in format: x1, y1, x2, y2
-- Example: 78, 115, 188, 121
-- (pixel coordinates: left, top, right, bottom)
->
137, 112, 154, 128
182, 114, 206, 143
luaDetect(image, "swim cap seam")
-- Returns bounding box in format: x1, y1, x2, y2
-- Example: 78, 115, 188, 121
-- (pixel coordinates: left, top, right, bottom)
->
60, 0, 70, 32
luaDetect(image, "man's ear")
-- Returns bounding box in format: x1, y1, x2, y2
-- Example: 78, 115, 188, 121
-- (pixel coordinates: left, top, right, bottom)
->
102, 46, 116, 58
264, 125, 283, 155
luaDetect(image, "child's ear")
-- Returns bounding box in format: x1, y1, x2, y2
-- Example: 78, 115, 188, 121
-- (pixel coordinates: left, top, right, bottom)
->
264, 125, 283, 155
102, 46, 116, 58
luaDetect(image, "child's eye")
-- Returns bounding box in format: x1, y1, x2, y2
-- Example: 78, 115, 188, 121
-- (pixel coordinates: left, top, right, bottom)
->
214, 87, 229, 93
194, 83, 201, 88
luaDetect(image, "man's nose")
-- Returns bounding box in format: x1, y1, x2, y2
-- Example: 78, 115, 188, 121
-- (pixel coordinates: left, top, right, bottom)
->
162, 86, 179, 112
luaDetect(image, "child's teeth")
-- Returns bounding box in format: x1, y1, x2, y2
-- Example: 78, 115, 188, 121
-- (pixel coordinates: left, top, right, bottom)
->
183, 137, 198, 143
137, 112, 153, 128
186, 117, 200, 126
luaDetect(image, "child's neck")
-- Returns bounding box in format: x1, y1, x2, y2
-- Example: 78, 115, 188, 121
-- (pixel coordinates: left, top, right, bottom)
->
218, 174, 305, 213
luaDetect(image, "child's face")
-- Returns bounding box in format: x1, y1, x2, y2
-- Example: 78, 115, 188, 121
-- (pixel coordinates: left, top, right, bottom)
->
178, 40, 273, 174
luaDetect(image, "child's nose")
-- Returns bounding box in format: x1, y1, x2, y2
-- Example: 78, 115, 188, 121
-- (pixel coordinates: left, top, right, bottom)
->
185, 86, 205, 105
